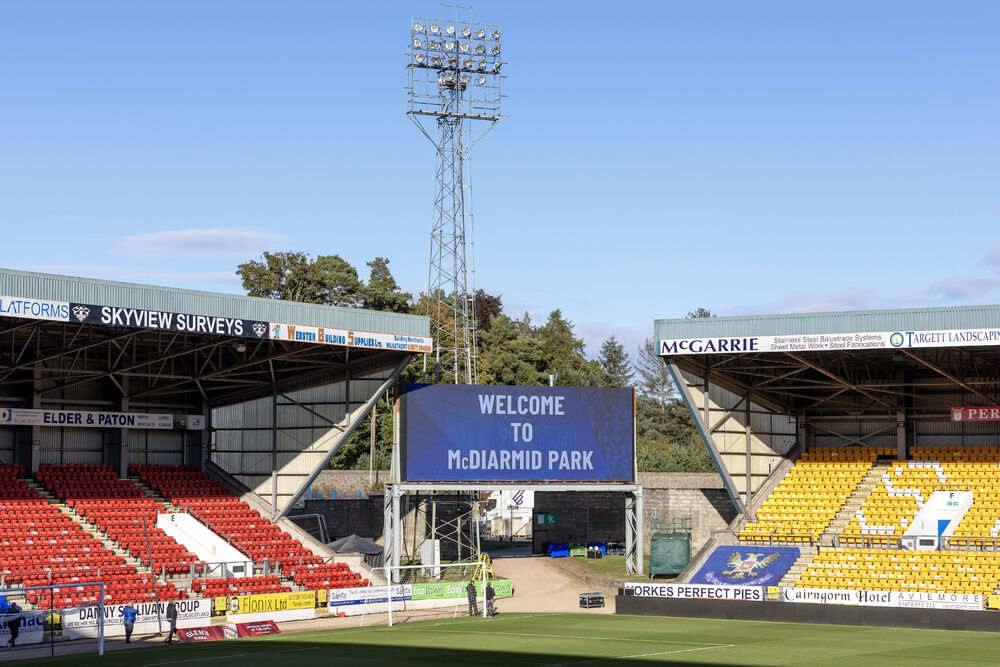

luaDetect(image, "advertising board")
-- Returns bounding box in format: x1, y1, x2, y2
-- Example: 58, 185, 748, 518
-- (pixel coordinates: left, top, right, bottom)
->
408, 580, 513, 601
64, 599, 211, 638
327, 585, 410, 607
216, 590, 316, 615
624, 583, 764, 601
401, 384, 635, 483
780, 587, 982, 611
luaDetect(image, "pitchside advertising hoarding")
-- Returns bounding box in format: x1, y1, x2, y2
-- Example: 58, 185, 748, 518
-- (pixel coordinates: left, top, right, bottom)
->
0, 408, 204, 430
401, 384, 635, 483
659, 328, 1000, 356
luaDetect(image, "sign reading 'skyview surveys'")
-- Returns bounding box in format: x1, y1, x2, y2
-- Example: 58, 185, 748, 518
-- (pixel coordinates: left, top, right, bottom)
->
68, 303, 269, 339
401, 384, 635, 483
659, 328, 1000, 356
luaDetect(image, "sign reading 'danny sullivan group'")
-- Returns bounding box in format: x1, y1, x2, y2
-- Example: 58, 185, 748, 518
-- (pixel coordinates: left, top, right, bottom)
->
401, 384, 635, 483
659, 328, 1000, 356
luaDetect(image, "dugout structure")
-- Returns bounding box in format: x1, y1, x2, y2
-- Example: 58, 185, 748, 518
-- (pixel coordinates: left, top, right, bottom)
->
384, 383, 644, 576
656, 306, 1000, 526
0, 268, 431, 520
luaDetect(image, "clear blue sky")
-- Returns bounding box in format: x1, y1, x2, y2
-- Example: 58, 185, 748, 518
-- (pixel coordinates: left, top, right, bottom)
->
3, 1, 999, 359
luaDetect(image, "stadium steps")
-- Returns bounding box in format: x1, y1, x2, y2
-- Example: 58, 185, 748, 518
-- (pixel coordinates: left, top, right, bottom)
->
818, 462, 889, 546
777, 547, 819, 588
55, 501, 147, 571
24, 478, 62, 505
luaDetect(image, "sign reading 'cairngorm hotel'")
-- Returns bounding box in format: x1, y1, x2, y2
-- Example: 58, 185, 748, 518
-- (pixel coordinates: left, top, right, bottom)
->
952, 407, 1000, 422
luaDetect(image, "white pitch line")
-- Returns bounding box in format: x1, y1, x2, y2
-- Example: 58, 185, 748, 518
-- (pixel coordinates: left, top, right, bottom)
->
138, 645, 322, 666
537, 643, 736, 667
411, 628, 729, 647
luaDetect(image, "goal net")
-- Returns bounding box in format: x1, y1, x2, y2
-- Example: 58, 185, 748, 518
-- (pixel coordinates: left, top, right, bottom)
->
0, 581, 105, 657
354, 561, 490, 627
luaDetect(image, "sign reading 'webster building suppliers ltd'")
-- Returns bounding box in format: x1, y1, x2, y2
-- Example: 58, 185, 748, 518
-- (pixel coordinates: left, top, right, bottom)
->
660, 328, 1000, 356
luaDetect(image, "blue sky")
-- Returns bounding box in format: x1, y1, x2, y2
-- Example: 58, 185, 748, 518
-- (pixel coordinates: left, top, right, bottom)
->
2, 1, 999, 359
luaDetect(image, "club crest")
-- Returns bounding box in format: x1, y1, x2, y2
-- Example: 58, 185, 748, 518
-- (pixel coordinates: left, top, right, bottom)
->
721, 551, 780, 579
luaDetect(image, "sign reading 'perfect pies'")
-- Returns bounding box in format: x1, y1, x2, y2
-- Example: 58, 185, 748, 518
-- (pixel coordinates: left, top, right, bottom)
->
952, 407, 1000, 422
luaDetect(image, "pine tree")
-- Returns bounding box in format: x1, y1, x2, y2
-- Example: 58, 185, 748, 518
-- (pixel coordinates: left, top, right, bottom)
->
598, 335, 633, 388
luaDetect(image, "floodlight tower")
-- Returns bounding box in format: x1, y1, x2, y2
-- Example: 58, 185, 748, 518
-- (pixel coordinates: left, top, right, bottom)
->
407, 6, 502, 384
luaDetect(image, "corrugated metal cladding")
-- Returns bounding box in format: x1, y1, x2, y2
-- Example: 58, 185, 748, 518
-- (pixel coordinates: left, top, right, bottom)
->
0, 267, 429, 337
654, 304, 1000, 341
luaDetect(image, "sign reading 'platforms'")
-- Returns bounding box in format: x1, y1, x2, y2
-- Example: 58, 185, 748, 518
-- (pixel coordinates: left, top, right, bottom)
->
401, 384, 635, 483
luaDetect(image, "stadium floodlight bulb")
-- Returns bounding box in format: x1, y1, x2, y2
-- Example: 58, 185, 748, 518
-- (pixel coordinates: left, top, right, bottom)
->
491, 45, 500, 56
412, 37, 424, 48
429, 39, 441, 50
444, 71, 455, 82
492, 61, 501, 72
475, 28, 486, 39
461, 26, 472, 37
475, 74, 487, 85
462, 57, 473, 68
444, 39, 456, 51
445, 25, 456, 35
459, 42, 470, 53
475, 44, 486, 55
414, 53, 426, 64
459, 74, 470, 85
413, 22, 425, 32
490, 29, 500, 40
448, 56, 458, 68
429, 24, 440, 34
477, 59, 487, 70
430, 55, 443, 66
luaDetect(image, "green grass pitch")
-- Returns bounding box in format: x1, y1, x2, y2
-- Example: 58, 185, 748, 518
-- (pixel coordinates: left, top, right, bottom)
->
13, 613, 1000, 666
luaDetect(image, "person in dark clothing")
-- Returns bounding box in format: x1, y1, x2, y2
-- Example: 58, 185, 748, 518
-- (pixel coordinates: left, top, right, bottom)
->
465, 581, 479, 617
122, 603, 138, 643
485, 582, 496, 617
165, 601, 177, 644
5, 603, 20, 649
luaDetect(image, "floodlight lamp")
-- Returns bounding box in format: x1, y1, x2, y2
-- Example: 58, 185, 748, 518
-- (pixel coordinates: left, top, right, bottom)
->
491, 45, 500, 56
414, 53, 426, 64
448, 56, 458, 68
429, 24, 440, 34
429, 39, 441, 50
475, 44, 486, 55
490, 29, 500, 40
459, 42, 470, 53
461, 26, 472, 37
413, 22, 425, 32
430, 55, 443, 66
476, 74, 487, 85
459, 74, 470, 85
444, 39, 456, 51
445, 25, 456, 35
445, 71, 456, 82
492, 61, 501, 72
412, 37, 424, 48
462, 57, 473, 68
477, 59, 487, 70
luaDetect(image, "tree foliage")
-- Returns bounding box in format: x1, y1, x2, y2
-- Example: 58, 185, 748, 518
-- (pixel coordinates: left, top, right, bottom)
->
598, 335, 633, 388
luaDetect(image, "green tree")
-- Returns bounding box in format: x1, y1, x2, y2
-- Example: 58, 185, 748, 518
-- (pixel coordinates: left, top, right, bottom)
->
360, 257, 412, 313
635, 338, 675, 408
598, 335, 633, 388
314, 254, 362, 307
472, 289, 503, 332
536, 310, 598, 386
478, 314, 546, 385
686, 307, 715, 319
237, 251, 326, 303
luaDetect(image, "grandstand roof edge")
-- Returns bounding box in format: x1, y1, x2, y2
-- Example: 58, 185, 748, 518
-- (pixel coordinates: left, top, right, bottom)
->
655, 303, 1000, 341
0, 267, 430, 337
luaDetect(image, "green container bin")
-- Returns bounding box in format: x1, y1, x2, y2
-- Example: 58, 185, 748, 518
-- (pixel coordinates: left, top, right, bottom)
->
649, 531, 690, 576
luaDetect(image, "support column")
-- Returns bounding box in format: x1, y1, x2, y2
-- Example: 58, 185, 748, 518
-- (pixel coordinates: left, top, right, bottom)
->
625, 492, 635, 574
797, 414, 807, 455
745, 393, 752, 512
635, 487, 644, 576
16, 390, 42, 473
896, 409, 906, 460
105, 384, 128, 477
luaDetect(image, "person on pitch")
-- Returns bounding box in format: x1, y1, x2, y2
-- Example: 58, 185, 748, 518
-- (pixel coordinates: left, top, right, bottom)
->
165, 601, 178, 644
466, 581, 479, 616
5, 602, 21, 649
122, 602, 138, 643
485, 581, 496, 617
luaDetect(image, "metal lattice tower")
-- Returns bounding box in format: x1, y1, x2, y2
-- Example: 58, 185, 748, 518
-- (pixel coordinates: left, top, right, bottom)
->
407, 6, 502, 384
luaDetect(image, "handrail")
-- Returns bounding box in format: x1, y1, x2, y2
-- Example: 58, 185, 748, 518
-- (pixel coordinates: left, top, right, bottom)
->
167, 507, 255, 560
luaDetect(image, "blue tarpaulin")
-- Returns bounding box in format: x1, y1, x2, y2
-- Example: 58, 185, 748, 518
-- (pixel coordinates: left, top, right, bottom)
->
689, 546, 800, 586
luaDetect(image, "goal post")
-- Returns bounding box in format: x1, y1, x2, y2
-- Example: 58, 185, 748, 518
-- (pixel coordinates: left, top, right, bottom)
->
357, 561, 490, 627
0, 581, 105, 657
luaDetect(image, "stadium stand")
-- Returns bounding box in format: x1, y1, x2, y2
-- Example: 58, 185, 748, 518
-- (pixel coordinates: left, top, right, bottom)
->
37, 463, 202, 575
739, 447, 893, 543
131, 464, 368, 591
0, 463, 183, 608
731, 446, 1000, 600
